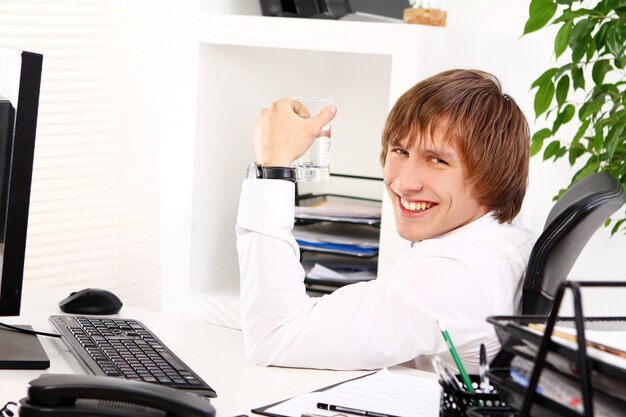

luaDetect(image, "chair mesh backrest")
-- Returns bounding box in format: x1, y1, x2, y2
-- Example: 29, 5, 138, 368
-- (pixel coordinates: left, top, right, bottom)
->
522, 172, 625, 315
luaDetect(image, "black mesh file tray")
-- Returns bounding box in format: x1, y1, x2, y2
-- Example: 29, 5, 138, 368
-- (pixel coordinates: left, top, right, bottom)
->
485, 281, 626, 417
488, 315, 626, 383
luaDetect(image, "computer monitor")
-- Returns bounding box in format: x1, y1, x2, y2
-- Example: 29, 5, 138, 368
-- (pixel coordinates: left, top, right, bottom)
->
0, 47, 42, 316
0, 47, 48, 369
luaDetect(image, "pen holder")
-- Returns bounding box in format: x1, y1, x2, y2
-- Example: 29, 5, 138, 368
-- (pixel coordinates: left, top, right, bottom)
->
440, 374, 506, 417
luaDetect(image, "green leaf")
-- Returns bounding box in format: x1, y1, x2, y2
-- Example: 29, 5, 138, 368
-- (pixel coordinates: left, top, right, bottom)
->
556, 75, 570, 106
595, 21, 611, 53
531, 67, 559, 89
532, 128, 553, 142
616, 6, 626, 18
579, 97, 605, 120
556, 0, 573, 4
598, 0, 626, 13
592, 59, 612, 85
531, 128, 553, 156
553, 187, 568, 201
592, 127, 604, 152
555, 21, 573, 58
531, 139, 545, 156
611, 219, 626, 236
606, 124, 626, 159
554, 62, 577, 79
552, 104, 575, 133
568, 143, 585, 165
615, 56, 626, 69
524, 0, 558, 35
554, 8, 595, 23
560, 104, 575, 123
606, 24, 626, 57
535, 81, 555, 117
586, 36, 597, 62
543, 140, 561, 160
573, 157, 600, 181
572, 66, 585, 90
572, 120, 590, 144
569, 19, 596, 62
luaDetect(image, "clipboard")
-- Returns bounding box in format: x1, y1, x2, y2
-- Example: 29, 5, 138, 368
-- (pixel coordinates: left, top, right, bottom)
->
251, 372, 375, 417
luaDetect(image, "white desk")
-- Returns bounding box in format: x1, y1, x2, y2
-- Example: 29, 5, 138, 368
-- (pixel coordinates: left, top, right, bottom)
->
1, 287, 369, 416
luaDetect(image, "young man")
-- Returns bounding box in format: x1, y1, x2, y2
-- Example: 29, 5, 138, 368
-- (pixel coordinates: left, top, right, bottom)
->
236, 69, 536, 372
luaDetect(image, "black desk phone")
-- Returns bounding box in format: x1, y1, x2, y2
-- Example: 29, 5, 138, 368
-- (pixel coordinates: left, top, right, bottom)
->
18, 374, 216, 417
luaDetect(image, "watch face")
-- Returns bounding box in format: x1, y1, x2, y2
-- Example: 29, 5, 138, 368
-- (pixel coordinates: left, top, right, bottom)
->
245, 161, 258, 180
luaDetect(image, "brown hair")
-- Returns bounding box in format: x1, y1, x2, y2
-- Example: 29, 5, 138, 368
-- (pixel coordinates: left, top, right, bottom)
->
380, 69, 530, 223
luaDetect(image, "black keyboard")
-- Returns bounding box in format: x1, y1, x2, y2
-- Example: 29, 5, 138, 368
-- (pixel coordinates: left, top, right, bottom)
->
49, 315, 217, 397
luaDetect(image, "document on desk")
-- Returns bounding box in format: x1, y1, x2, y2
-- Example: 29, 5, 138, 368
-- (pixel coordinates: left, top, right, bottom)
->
253, 368, 440, 417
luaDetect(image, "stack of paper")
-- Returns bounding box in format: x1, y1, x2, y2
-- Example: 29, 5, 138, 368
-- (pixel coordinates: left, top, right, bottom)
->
295, 197, 381, 225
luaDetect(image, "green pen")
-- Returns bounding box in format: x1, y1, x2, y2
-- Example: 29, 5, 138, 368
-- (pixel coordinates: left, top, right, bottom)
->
436, 319, 475, 393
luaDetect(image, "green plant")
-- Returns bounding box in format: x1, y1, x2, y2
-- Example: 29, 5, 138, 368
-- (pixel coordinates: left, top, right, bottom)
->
524, 0, 626, 234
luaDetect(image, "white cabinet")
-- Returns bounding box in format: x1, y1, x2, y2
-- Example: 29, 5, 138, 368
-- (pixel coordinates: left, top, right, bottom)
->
188, 15, 546, 295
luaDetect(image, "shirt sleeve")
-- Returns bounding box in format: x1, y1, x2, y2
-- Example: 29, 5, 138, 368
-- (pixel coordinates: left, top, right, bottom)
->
236, 179, 501, 370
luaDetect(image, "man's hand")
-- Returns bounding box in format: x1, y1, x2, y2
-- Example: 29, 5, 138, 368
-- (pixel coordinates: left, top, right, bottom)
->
252, 97, 337, 167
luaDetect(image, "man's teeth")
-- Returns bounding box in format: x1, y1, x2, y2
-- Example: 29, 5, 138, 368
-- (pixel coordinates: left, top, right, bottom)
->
401, 198, 433, 211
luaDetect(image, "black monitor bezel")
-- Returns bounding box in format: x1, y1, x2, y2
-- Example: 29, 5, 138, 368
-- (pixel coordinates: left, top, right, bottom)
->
0, 50, 43, 316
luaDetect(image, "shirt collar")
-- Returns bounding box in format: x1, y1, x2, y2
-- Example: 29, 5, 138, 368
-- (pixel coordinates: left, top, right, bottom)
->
410, 212, 498, 247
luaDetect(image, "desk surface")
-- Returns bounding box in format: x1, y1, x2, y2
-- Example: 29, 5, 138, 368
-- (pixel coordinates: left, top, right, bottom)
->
1, 286, 370, 416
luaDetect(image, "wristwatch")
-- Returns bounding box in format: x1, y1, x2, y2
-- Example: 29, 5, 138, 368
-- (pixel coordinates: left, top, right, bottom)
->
245, 161, 296, 182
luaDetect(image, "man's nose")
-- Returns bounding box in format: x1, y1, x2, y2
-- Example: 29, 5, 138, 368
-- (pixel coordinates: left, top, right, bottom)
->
396, 161, 424, 193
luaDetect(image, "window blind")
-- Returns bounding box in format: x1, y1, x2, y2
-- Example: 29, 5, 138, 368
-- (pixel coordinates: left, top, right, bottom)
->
0, 0, 168, 310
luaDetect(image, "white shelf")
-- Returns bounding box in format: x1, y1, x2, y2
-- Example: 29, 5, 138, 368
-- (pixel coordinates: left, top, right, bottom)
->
185, 15, 548, 301
197, 14, 424, 55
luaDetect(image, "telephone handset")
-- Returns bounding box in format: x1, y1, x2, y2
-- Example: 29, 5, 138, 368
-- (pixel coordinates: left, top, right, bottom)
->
18, 373, 216, 417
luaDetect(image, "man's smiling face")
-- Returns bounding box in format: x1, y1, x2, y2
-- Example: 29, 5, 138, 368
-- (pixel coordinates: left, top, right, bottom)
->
383, 130, 489, 242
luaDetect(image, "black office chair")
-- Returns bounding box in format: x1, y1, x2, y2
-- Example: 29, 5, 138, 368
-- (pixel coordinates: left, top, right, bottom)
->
491, 172, 625, 369
521, 171, 625, 315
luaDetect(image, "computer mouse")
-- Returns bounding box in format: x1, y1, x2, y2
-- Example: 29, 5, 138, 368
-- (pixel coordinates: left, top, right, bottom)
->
59, 288, 123, 315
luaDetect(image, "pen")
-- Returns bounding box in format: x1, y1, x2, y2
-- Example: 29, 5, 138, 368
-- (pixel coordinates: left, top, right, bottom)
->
441, 362, 463, 392
317, 403, 401, 417
479, 343, 490, 392
430, 356, 449, 386
431, 355, 459, 391
436, 319, 475, 393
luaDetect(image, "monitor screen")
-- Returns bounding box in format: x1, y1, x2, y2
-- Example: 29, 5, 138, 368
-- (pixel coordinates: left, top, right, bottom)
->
0, 47, 43, 316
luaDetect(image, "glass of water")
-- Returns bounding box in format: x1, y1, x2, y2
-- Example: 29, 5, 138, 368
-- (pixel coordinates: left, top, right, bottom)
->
292, 96, 333, 182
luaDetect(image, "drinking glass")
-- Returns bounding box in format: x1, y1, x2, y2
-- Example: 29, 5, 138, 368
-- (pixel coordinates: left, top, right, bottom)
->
292, 96, 333, 182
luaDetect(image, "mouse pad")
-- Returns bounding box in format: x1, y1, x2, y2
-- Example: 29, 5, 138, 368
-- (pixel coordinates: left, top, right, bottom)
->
0, 325, 50, 369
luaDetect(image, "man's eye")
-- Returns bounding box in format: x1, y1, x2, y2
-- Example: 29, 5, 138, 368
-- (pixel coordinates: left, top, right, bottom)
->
392, 148, 409, 156
430, 157, 447, 165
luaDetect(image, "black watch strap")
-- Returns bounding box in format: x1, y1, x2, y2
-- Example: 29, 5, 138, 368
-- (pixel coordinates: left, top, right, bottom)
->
258, 165, 296, 182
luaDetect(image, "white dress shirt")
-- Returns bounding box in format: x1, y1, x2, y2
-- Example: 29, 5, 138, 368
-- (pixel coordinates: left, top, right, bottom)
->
236, 179, 536, 372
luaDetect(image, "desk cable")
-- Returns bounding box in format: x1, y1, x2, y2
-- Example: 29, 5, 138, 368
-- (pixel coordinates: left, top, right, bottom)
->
0, 321, 61, 338
1, 401, 17, 417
